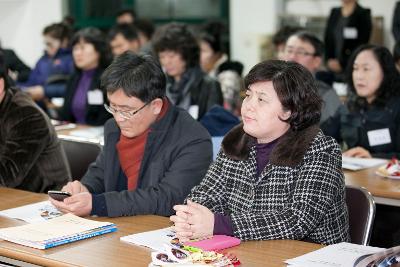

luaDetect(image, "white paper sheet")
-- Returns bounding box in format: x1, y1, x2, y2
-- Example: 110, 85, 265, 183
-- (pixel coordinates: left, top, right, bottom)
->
0, 201, 62, 223
69, 127, 104, 139
285, 242, 384, 267
120, 227, 176, 252
342, 156, 387, 171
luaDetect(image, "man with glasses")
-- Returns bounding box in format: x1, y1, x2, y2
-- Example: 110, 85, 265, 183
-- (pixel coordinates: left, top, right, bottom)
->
50, 52, 212, 217
283, 31, 342, 124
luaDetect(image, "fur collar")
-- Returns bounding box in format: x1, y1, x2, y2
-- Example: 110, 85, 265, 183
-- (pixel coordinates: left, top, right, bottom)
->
221, 124, 320, 167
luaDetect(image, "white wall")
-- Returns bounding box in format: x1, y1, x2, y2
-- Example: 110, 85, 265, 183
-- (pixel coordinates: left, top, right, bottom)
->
0, 0, 64, 67
285, 0, 397, 52
230, 0, 398, 74
230, 0, 282, 74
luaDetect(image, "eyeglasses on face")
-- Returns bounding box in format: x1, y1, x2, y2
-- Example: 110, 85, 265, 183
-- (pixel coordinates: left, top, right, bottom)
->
104, 102, 149, 120
284, 48, 316, 57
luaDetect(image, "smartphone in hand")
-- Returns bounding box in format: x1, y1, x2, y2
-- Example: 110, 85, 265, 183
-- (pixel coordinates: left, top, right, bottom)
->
48, 190, 72, 201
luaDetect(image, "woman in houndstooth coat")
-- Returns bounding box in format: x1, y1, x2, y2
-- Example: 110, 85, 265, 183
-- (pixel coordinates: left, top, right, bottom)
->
171, 60, 350, 245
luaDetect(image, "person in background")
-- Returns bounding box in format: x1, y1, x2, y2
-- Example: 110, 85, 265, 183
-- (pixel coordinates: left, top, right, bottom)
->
283, 31, 342, 124
116, 9, 136, 25
0, 41, 31, 83
324, 0, 372, 80
198, 21, 228, 78
0, 51, 70, 192
50, 52, 212, 217
57, 27, 112, 126
23, 23, 74, 101
271, 25, 303, 60
170, 60, 349, 245
198, 21, 243, 116
321, 45, 400, 159
152, 22, 223, 120
108, 24, 140, 57
134, 18, 155, 55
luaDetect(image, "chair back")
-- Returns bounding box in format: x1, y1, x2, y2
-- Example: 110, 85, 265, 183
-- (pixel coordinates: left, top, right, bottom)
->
59, 136, 101, 180
345, 185, 375, 245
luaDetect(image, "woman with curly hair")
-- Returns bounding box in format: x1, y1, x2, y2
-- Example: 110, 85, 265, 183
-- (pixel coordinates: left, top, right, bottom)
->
152, 22, 223, 120
321, 44, 400, 159
171, 60, 349, 245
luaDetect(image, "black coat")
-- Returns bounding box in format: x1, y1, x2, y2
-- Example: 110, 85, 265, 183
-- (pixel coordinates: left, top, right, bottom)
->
166, 68, 223, 120
321, 96, 400, 159
81, 102, 213, 217
324, 3, 372, 69
2, 49, 31, 83
0, 89, 70, 192
58, 68, 112, 126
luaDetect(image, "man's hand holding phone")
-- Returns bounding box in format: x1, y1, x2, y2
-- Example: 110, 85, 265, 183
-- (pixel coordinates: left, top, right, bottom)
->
48, 190, 72, 201
49, 181, 92, 217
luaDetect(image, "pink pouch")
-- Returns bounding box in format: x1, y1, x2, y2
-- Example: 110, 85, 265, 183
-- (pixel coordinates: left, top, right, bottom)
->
183, 235, 241, 251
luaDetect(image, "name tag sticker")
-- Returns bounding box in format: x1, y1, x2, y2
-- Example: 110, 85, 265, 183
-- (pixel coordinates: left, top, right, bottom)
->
188, 105, 199, 120
343, 27, 358, 39
367, 128, 391, 146
87, 89, 104, 105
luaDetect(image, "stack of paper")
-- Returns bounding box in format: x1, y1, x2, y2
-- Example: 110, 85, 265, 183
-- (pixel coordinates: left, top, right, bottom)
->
342, 156, 387, 171
285, 242, 384, 267
0, 201, 62, 223
0, 213, 117, 249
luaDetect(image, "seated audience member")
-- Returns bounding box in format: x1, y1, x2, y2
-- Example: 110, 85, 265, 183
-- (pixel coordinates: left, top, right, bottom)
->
0, 52, 70, 192
23, 23, 74, 100
57, 27, 112, 125
321, 45, 400, 159
283, 31, 342, 124
0, 42, 31, 83
272, 25, 303, 60
108, 24, 140, 57
50, 52, 212, 217
152, 23, 223, 120
198, 21, 243, 115
116, 9, 136, 25
134, 18, 155, 55
393, 41, 400, 72
171, 60, 350, 245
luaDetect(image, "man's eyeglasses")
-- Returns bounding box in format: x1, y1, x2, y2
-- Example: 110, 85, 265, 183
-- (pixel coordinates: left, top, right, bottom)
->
104, 102, 149, 120
284, 48, 316, 57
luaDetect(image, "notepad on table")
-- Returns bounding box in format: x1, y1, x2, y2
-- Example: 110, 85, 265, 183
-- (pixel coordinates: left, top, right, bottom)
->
0, 213, 117, 249
342, 156, 387, 171
184, 235, 240, 251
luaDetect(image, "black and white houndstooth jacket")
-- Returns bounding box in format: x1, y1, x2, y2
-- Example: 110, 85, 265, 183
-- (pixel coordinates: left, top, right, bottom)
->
188, 124, 350, 245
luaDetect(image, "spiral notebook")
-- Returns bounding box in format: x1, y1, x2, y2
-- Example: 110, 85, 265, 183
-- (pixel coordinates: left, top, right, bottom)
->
0, 213, 117, 249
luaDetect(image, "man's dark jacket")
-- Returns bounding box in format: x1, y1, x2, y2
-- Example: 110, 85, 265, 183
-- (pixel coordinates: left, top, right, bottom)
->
81, 101, 213, 217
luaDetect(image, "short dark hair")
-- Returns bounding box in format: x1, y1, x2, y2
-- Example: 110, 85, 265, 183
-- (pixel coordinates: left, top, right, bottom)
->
71, 27, 112, 69
116, 9, 136, 20
101, 52, 166, 103
108, 24, 139, 41
43, 22, 72, 42
152, 23, 199, 68
244, 60, 322, 131
272, 25, 304, 47
291, 31, 324, 57
134, 18, 155, 40
346, 44, 400, 109
199, 21, 227, 54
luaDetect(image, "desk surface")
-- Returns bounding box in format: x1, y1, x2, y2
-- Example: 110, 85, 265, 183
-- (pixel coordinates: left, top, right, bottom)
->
0, 188, 323, 267
345, 166, 400, 203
